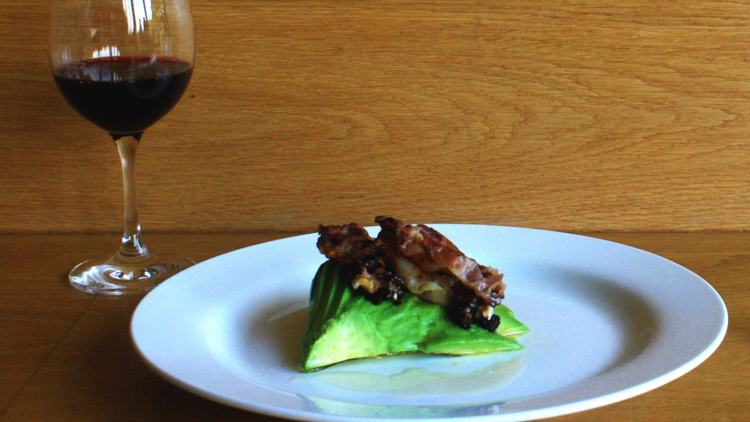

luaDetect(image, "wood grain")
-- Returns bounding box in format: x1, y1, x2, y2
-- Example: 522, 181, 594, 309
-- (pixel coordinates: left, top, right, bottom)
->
0, 232, 746, 421
3, 1, 750, 233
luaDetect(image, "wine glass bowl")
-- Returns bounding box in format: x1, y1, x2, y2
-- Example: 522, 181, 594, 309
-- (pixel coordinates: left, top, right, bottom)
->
51, 0, 196, 295
53, 56, 193, 140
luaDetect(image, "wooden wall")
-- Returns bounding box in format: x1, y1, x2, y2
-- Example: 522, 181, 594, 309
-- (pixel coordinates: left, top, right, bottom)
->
3, 0, 750, 233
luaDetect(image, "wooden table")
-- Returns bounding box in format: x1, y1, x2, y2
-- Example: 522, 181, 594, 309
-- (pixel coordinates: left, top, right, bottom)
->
0, 231, 746, 422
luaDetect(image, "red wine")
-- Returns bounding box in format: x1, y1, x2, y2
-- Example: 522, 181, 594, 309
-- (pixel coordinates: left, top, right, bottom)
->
53, 56, 193, 140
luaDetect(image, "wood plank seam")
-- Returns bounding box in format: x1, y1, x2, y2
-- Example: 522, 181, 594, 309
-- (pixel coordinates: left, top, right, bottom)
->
0, 296, 96, 417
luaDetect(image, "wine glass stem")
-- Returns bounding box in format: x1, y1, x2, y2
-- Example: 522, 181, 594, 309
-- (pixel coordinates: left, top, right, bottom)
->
115, 137, 150, 260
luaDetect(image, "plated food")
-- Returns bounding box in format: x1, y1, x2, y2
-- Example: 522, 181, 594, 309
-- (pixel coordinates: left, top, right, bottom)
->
300, 217, 529, 371
131, 224, 727, 420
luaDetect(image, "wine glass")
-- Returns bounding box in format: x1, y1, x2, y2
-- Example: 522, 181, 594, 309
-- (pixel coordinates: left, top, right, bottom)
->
50, 0, 196, 295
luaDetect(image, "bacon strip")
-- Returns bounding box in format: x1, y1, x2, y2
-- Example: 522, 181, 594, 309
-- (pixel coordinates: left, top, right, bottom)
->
375, 216, 505, 307
317, 223, 403, 304
317, 217, 505, 331
316, 223, 376, 264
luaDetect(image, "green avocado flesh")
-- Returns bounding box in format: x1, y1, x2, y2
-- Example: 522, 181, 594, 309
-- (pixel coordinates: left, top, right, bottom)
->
300, 260, 529, 372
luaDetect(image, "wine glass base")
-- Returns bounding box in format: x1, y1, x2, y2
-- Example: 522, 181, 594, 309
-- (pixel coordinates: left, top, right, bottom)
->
69, 254, 195, 296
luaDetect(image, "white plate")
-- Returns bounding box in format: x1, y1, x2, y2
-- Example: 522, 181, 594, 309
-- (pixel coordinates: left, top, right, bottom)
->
131, 225, 727, 422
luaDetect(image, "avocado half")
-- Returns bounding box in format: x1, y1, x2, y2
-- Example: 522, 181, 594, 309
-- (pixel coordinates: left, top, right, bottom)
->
300, 260, 529, 372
